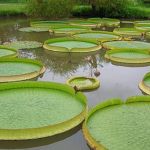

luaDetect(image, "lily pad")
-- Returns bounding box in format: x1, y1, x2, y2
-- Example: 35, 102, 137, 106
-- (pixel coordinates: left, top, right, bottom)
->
134, 20, 150, 27
4, 41, 43, 50
73, 31, 120, 42
134, 21, 150, 32
113, 28, 143, 37
139, 72, 150, 95
103, 41, 150, 51
0, 81, 87, 140
49, 25, 90, 35
105, 49, 150, 66
69, 20, 98, 27
88, 18, 120, 27
43, 37, 101, 53
146, 32, 150, 39
19, 27, 49, 32
0, 58, 45, 83
66, 76, 100, 91
30, 20, 68, 28
0, 45, 18, 58
83, 96, 150, 150
135, 26, 150, 32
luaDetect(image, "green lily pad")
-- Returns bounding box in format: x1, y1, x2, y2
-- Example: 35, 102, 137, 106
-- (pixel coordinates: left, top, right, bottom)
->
43, 37, 101, 53
105, 49, 150, 66
4, 41, 43, 50
135, 26, 150, 32
0, 58, 45, 83
19, 27, 49, 32
73, 31, 120, 42
146, 32, 150, 39
30, 20, 68, 28
50, 25, 90, 35
0, 45, 18, 58
134, 20, 150, 27
0, 81, 87, 140
88, 18, 120, 27
134, 21, 150, 32
139, 72, 150, 95
113, 28, 142, 37
103, 41, 150, 51
66, 76, 100, 91
83, 96, 150, 150
69, 20, 98, 27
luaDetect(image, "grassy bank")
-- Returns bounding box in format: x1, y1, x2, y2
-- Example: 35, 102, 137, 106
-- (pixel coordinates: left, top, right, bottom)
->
0, 3, 26, 16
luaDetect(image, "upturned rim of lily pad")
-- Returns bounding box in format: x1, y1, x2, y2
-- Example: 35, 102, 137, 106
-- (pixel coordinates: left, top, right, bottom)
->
88, 18, 120, 27
139, 72, 150, 95
113, 28, 143, 37
0, 58, 46, 83
0, 45, 18, 58
102, 40, 150, 51
82, 95, 150, 150
66, 76, 100, 91
43, 37, 102, 53
105, 49, 150, 66
72, 31, 120, 43
0, 81, 87, 140
49, 25, 91, 35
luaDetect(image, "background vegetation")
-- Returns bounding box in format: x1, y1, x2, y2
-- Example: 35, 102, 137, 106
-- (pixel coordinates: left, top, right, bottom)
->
0, 0, 149, 18
26, 0, 74, 18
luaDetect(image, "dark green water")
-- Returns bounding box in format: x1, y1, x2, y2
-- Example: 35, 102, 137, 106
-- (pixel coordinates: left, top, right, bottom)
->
0, 17, 150, 150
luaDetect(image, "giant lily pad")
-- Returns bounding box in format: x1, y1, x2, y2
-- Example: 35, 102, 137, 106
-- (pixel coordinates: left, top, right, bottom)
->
134, 20, 150, 27
19, 27, 49, 32
69, 20, 98, 27
0, 45, 18, 58
49, 25, 90, 35
146, 32, 150, 39
88, 18, 120, 27
4, 41, 43, 50
43, 37, 101, 53
135, 26, 150, 32
83, 96, 150, 150
0, 58, 45, 83
134, 21, 150, 32
105, 49, 150, 66
73, 31, 120, 42
30, 20, 68, 28
139, 72, 150, 95
66, 76, 100, 91
103, 41, 150, 51
0, 81, 87, 140
113, 28, 143, 37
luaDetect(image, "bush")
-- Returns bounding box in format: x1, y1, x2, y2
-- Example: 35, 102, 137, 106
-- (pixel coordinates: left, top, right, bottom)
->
72, 0, 150, 18
124, 6, 150, 18
91, 0, 137, 17
72, 5, 93, 17
26, 0, 74, 18
0, 3, 26, 16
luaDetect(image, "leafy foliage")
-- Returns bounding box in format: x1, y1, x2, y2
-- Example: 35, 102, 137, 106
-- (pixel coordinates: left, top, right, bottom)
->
26, 0, 74, 18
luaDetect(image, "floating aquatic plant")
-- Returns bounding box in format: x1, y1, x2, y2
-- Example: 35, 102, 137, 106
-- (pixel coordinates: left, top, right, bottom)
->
4, 41, 43, 50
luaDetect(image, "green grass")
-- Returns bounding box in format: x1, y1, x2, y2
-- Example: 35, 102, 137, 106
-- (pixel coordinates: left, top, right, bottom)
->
0, 3, 26, 16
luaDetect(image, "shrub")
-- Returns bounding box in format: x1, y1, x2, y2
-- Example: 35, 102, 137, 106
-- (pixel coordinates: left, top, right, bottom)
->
91, 0, 137, 17
26, 0, 74, 18
72, 5, 93, 17
124, 6, 150, 18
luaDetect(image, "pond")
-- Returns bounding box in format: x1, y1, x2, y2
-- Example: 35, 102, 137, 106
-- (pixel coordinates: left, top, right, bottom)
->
0, 17, 150, 150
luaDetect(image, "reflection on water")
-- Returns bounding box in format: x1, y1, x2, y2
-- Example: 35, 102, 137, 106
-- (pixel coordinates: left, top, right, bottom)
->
0, 17, 150, 150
